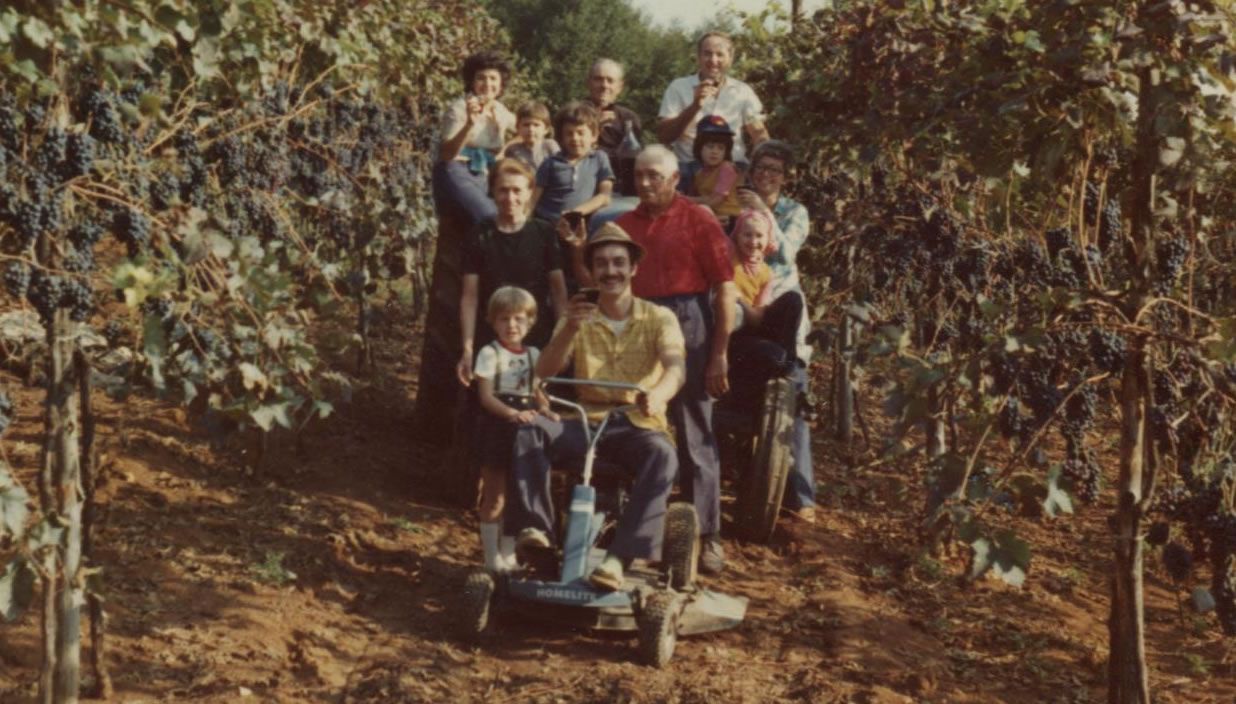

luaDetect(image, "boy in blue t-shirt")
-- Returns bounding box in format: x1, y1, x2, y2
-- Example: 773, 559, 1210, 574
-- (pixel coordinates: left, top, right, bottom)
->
532, 101, 614, 233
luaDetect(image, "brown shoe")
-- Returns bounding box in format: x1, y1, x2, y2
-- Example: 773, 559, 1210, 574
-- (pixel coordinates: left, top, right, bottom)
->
588, 556, 624, 592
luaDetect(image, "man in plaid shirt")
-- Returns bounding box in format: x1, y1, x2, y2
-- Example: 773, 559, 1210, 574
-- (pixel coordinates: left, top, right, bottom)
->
507, 223, 686, 592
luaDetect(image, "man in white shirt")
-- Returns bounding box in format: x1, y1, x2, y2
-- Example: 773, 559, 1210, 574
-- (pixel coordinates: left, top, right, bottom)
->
657, 32, 770, 167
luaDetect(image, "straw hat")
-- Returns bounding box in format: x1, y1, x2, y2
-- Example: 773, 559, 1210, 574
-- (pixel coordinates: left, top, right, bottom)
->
584, 222, 645, 264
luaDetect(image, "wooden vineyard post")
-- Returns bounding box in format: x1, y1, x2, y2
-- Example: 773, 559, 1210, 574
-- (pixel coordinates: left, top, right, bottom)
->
51, 310, 83, 703
1106, 41, 1159, 704
37, 310, 84, 703
835, 315, 854, 447
75, 350, 112, 699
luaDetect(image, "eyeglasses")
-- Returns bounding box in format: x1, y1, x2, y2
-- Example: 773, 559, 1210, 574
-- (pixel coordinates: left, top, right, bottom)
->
751, 163, 785, 176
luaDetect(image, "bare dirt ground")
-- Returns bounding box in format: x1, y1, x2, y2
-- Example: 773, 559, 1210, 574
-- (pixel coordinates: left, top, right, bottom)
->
1, 301, 1233, 703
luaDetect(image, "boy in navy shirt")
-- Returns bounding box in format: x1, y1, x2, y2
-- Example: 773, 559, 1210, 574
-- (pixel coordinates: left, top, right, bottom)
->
532, 102, 614, 289
531, 100, 613, 287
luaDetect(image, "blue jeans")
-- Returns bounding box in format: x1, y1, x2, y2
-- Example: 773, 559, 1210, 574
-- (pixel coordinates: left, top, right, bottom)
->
785, 362, 816, 510
432, 160, 496, 228
506, 414, 677, 560
650, 292, 722, 536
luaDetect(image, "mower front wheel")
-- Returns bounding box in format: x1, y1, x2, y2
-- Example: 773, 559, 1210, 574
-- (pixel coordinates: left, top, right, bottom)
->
661, 502, 699, 590
636, 590, 684, 668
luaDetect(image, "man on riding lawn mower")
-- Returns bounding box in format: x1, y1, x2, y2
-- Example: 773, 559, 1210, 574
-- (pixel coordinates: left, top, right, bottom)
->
505, 223, 687, 592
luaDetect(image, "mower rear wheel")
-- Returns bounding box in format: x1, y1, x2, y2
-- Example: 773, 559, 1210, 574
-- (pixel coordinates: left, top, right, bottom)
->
737, 376, 795, 543
636, 590, 684, 668
462, 570, 496, 639
662, 502, 699, 590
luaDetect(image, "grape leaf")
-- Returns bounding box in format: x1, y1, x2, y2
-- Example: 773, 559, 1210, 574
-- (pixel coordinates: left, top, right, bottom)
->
969, 530, 1031, 587
0, 558, 36, 622
0, 465, 29, 538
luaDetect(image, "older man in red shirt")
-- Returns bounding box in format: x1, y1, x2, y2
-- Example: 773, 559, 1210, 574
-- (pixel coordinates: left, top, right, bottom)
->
614, 144, 737, 574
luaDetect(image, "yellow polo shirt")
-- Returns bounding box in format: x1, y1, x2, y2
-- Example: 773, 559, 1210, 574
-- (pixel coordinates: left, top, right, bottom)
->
554, 298, 685, 437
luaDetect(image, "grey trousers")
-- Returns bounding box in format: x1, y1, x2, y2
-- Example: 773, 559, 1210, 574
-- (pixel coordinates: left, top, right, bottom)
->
650, 293, 722, 536
505, 414, 677, 561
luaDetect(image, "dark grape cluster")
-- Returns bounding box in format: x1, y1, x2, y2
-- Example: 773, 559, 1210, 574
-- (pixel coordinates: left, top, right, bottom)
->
60, 132, 96, 180
1093, 142, 1120, 170
1063, 437, 1102, 504
103, 320, 130, 348
0, 101, 20, 150
1100, 201, 1123, 249
13, 199, 43, 248
26, 269, 63, 325
1063, 375, 1097, 434
1154, 236, 1188, 294
1089, 329, 1126, 375
112, 207, 151, 255
69, 220, 105, 249
1084, 182, 1101, 226
62, 245, 94, 274
60, 277, 93, 322
81, 89, 125, 145
1045, 227, 1072, 259
150, 172, 179, 211
210, 136, 247, 187
33, 128, 68, 176
3, 262, 30, 299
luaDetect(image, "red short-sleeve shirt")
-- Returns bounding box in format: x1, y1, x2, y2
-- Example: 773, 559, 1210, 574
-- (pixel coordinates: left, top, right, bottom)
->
617, 194, 734, 299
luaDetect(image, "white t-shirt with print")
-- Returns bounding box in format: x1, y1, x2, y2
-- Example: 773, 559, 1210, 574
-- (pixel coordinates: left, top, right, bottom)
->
473, 341, 539, 396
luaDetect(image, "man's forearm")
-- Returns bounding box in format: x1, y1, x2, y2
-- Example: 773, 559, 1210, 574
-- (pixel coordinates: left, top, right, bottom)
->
746, 121, 770, 150
711, 281, 737, 356
650, 361, 685, 402
536, 325, 576, 379
657, 105, 699, 146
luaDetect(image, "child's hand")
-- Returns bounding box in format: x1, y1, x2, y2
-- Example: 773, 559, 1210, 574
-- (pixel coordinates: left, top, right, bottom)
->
510, 409, 540, 424
538, 408, 561, 422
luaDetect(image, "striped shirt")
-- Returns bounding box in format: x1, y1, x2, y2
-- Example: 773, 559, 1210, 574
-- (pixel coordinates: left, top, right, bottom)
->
554, 298, 685, 436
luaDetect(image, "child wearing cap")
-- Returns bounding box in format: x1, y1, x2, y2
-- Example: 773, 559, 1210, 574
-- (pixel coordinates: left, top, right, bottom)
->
689, 115, 742, 224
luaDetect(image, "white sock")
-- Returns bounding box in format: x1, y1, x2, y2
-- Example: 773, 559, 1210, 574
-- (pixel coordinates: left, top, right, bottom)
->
480, 522, 501, 572
499, 535, 517, 571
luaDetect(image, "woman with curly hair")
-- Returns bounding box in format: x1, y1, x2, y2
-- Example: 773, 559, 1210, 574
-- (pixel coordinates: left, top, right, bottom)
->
433, 50, 517, 227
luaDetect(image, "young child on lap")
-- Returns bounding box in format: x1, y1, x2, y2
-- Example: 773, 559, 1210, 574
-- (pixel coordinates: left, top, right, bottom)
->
472, 286, 557, 572
729, 209, 803, 374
